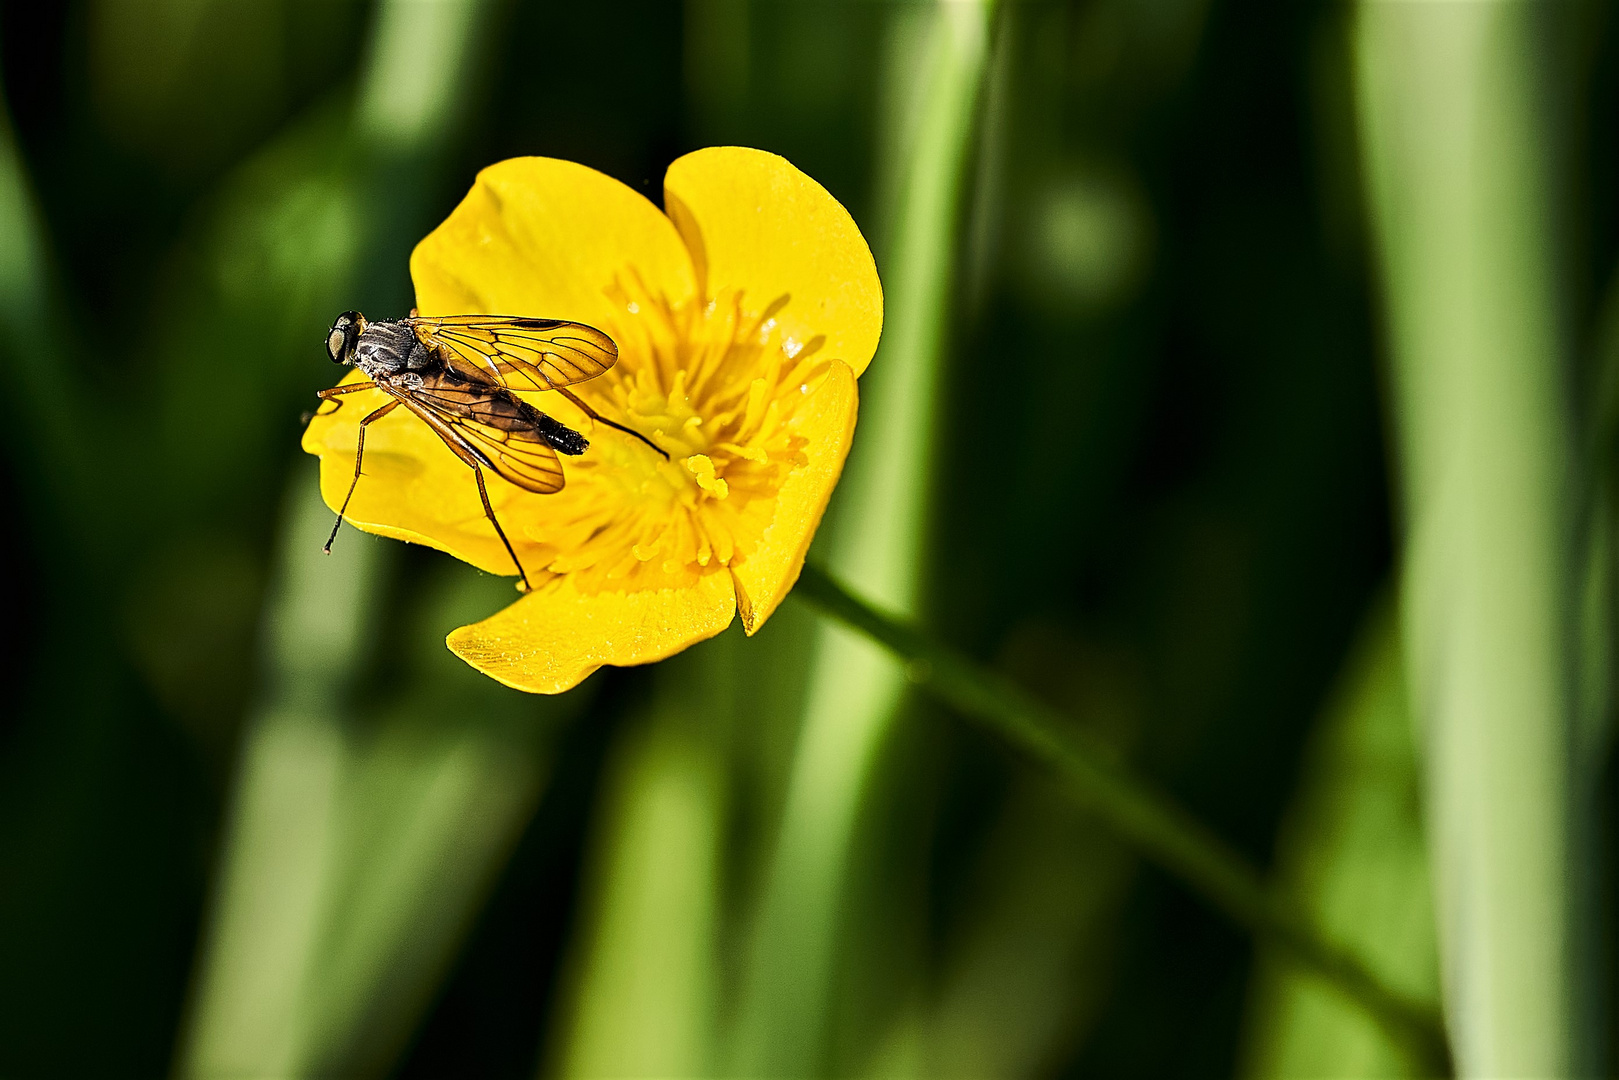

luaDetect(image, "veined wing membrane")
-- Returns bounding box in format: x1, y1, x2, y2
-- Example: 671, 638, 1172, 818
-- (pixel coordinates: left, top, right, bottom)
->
388, 382, 567, 494
407, 314, 618, 392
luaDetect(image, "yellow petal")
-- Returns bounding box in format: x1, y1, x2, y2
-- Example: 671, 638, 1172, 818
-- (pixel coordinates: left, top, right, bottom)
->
729, 359, 858, 633
411, 157, 697, 328
300, 372, 536, 576
447, 570, 738, 694
663, 147, 883, 376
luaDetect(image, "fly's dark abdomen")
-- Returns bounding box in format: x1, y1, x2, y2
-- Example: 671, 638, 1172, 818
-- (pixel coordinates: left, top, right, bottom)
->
535, 411, 588, 455
495, 395, 587, 455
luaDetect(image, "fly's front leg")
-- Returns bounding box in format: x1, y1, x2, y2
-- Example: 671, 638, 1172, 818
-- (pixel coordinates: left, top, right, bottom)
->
314, 380, 380, 416
324, 398, 399, 553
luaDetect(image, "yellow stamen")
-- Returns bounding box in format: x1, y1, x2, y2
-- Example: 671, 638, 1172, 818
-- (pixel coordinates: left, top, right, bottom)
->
686, 454, 730, 500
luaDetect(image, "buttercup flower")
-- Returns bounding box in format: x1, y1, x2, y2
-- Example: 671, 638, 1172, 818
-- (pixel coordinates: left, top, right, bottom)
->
301, 148, 882, 692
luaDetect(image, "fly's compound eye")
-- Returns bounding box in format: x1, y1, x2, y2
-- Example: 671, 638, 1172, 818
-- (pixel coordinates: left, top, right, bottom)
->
326, 327, 348, 363
326, 310, 364, 364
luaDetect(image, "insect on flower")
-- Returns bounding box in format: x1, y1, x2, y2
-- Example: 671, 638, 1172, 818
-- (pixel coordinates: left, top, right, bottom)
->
315, 310, 666, 589
303, 148, 882, 693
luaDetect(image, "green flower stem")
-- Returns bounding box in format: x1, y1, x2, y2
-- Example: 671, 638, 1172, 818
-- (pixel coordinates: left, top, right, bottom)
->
791, 562, 1451, 1078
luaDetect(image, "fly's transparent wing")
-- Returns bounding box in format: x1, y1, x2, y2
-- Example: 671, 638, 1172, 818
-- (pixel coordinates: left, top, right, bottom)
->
396, 379, 569, 494
407, 314, 617, 392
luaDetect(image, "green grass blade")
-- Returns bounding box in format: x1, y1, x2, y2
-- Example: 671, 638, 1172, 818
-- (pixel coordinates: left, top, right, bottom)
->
543, 641, 732, 1080
177, 468, 388, 1079
1354, 4, 1581, 1073
792, 563, 1449, 1074
1240, 598, 1439, 1079
181, 470, 576, 1079
907, 779, 1134, 1077
0, 80, 105, 561
730, 2, 997, 1073
175, 0, 550, 1075
290, 671, 566, 1075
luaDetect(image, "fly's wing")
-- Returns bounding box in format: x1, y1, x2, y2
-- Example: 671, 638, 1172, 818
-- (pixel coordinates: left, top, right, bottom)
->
392, 379, 568, 494
406, 314, 617, 392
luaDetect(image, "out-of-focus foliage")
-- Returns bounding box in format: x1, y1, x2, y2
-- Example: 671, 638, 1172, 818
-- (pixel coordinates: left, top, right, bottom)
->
1241, 599, 1437, 1079
1, 0, 1617, 1077
1357, 6, 1589, 1073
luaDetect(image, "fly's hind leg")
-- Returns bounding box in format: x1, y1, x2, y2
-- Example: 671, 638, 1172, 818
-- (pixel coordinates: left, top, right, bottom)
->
551, 385, 668, 459
324, 398, 399, 553
471, 465, 533, 591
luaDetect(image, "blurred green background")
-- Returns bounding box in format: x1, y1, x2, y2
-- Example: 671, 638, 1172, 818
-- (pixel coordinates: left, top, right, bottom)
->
1, 0, 1615, 1077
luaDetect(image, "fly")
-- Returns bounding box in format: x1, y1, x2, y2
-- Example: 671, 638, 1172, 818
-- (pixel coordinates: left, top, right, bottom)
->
315, 309, 666, 590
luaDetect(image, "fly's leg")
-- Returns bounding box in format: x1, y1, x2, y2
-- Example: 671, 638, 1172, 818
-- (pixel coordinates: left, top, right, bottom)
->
471, 464, 533, 591
324, 398, 399, 553
551, 385, 668, 459
314, 380, 379, 416
317, 382, 378, 398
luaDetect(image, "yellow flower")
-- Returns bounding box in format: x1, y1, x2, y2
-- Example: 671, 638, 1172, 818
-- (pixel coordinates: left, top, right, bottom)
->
301, 148, 882, 693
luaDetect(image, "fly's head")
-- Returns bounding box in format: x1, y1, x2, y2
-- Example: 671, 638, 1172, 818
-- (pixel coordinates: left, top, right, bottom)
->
326, 311, 367, 368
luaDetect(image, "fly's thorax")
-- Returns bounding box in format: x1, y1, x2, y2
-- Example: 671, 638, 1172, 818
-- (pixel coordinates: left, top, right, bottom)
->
403, 339, 436, 371
352, 320, 421, 378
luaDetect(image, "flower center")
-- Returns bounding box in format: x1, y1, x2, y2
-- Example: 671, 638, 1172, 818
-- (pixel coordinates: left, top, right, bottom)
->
521, 275, 825, 593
